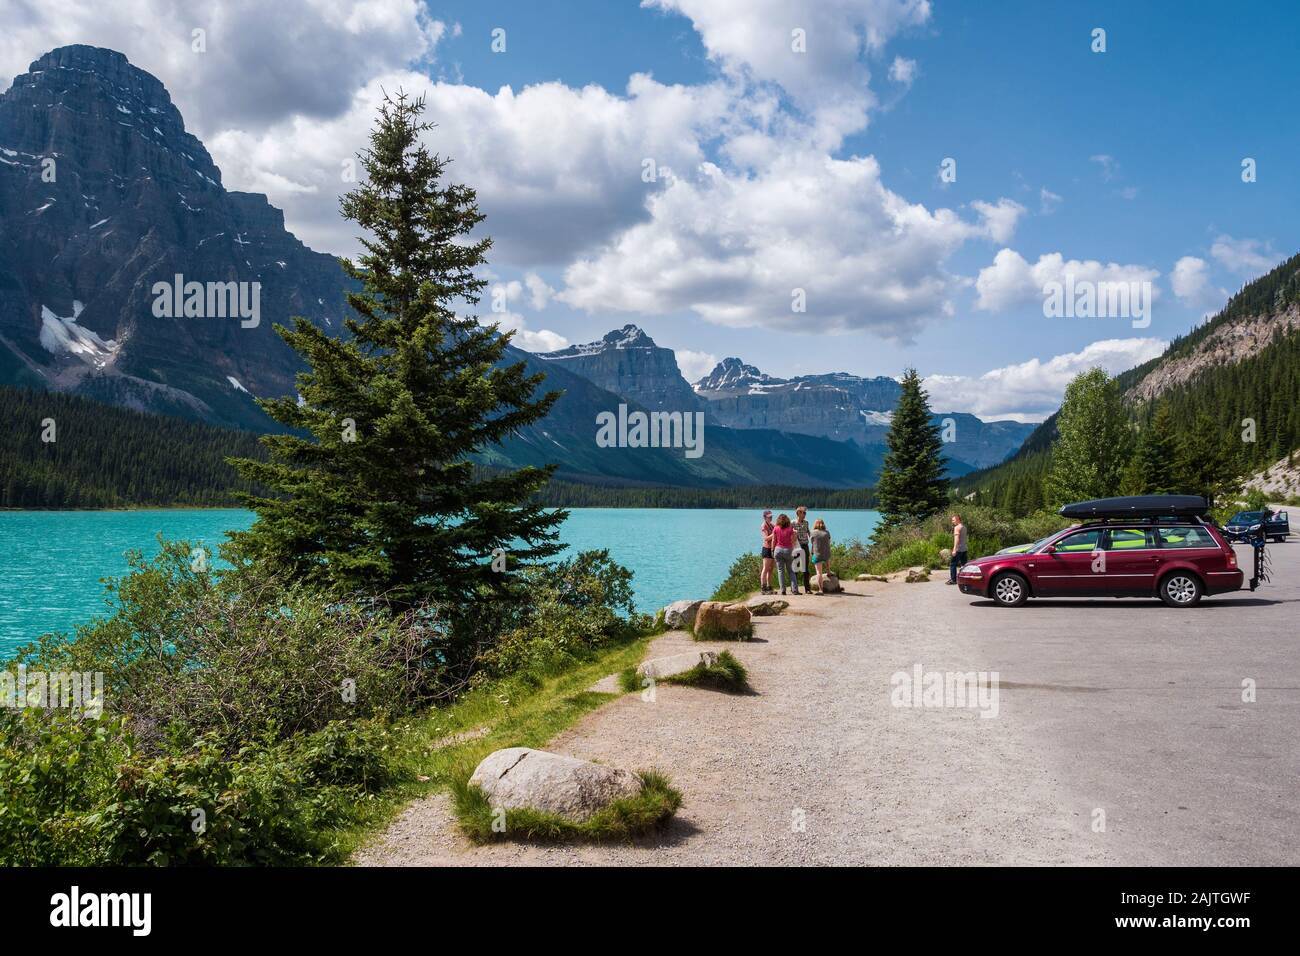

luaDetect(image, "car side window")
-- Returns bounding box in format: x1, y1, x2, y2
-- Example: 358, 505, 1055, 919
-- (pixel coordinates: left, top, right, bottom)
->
1054, 529, 1102, 552
1105, 528, 1154, 550
1156, 526, 1216, 549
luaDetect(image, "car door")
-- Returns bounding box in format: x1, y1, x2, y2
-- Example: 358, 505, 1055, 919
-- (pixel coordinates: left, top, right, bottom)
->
1101, 526, 1158, 594
1029, 528, 1104, 596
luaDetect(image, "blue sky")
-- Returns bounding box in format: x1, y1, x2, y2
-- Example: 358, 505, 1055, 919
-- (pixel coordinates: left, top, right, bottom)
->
6, 0, 1297, 420
417, 0, 1299, 418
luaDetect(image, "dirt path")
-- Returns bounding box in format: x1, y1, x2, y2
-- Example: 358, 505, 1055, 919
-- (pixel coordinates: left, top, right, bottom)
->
355, 579, 1111, 866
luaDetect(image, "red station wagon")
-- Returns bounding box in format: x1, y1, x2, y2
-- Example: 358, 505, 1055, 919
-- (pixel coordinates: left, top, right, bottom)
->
957, 495, 1244, 608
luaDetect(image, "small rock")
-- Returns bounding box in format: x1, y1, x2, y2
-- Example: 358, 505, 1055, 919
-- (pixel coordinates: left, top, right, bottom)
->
745, 596, 789, 616
693, 601, 753, 640
638, 650, 719, 680
939, 548, 952, 562
886, 565, 930, 584
469, 748, 642, 822
661, 599, 704, 630
856, 573, 888, 582
817, 572, 842, 593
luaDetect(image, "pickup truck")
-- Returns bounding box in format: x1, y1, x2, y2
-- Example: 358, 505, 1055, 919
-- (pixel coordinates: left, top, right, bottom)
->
1223, 510, 1290, 543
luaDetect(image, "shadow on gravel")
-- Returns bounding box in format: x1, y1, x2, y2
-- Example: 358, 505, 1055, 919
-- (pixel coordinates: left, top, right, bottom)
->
966, 597, 1289, 610
623, 813, 704, 849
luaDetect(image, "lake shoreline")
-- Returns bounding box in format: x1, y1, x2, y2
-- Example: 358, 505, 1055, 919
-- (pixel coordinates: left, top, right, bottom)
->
0, 508, 881, 657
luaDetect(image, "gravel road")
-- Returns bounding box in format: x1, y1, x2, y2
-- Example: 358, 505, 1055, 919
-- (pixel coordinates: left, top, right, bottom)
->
355, 539, 1299, 867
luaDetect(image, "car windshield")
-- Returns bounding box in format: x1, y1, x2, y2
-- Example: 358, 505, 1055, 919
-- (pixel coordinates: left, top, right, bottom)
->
1230, 512, 1262, 524
1023, 536, 1055, 554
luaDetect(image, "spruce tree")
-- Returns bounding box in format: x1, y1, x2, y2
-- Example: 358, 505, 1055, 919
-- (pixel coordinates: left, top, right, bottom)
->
1122, 402, 1179, 494
874, 369, 948, 530
229, 92, 565, 608
1043, 368, 1131, 507
1175, 412, 1242, 505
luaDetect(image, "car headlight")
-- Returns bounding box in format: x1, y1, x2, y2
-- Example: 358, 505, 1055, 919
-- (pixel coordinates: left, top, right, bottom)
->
959, 564, 982, 576
1250, 524, 1262, 531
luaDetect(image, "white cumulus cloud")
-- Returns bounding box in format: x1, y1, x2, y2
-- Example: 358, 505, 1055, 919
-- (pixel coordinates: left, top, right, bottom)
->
673, 349, 720, 383
924, 338, 1168, 422
975, 249, 1160, 313
1209, 234, 1280, 277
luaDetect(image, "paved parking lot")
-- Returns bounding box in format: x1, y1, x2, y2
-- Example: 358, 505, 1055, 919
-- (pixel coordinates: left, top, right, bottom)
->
360, 535, 1298, 866
947, 536, 1300, 864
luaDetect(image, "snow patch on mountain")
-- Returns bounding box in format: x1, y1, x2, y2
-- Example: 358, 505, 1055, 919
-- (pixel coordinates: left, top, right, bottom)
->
39, 304, 119, 367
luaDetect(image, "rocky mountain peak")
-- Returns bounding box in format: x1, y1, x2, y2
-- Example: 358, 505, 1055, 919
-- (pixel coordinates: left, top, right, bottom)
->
694, 357, 775, 393
538, 325, 703, 413
601, 324, 654, 348
13, 44, 222, 188
0, 45, 354, 430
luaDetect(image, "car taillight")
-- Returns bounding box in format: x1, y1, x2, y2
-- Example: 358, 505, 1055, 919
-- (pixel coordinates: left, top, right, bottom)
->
1226, 549, 1237, 568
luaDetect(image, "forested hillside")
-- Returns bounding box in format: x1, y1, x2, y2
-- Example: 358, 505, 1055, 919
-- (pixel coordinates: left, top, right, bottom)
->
0, 385, 265, 507
956, 253, 1300, 513
532, 479, 876, 509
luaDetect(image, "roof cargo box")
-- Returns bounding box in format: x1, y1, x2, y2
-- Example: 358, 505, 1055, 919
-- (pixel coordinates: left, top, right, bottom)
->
1059, 495, 1210, 519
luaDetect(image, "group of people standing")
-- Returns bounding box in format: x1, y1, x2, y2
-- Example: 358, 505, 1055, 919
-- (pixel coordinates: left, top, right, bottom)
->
759, 507, 832, 596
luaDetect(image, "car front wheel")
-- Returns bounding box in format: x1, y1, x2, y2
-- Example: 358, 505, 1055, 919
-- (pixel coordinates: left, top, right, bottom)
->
1158, 572, 1203, 608
991, 573, 1028, 607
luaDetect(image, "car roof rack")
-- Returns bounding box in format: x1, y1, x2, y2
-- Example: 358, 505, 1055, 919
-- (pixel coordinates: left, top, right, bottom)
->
1059, 495, 1210, 520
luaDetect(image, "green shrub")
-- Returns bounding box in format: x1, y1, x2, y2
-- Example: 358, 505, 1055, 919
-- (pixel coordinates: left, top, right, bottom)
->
0, 710, 126, 866
0, 708, 401, 866
18, 540, 436, 754
711, 552, 763, 602
4, 540, 650, 865
451, 769, 681, 842
472, 550, 648, 682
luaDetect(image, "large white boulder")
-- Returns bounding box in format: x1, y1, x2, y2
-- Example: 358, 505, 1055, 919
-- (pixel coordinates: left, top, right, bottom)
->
469, 748, 642, 821
638, 650, 718, 680
661, 599, 704, 630
817, 572, 842, 593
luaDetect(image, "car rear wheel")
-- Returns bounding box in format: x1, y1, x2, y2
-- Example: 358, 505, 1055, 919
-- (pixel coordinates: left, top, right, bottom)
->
991, 573, 1028, 607
1158, 571, 1202, 608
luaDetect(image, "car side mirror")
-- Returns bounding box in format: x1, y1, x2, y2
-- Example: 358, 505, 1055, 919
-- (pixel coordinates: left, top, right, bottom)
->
1043, 544, 1056, 554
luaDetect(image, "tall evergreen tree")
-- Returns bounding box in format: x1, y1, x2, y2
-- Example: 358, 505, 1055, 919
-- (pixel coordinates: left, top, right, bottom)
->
874, 369, 948, 530
229, 92, 565, 608
1043, 368, 1131, 507
1175, 411, 1242, 505
1122, 401, 1180, 494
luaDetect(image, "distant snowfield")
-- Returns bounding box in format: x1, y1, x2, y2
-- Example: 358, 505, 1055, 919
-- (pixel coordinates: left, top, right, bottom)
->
38, 303, 120, 368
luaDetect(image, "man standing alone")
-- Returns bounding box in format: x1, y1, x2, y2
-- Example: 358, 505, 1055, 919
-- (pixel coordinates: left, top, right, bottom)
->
947, 514, 968, 585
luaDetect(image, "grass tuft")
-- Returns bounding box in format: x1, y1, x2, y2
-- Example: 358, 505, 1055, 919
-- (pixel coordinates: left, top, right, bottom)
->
618, 666, 643, 694
662, 651, 750, 692
617, 650, 750, 694
452, 769, 682, 843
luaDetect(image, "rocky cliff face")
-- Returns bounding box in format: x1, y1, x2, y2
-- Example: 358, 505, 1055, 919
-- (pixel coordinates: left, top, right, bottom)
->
695, 360, 902, 443
537, 325, 705, 413
0, 45, 354, 429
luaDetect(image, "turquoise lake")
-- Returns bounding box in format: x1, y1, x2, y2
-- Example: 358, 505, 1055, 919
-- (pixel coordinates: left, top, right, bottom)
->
0, 507, 880, 659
